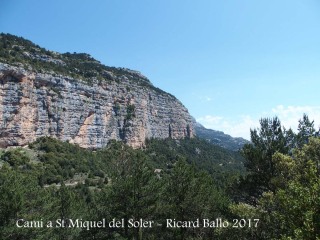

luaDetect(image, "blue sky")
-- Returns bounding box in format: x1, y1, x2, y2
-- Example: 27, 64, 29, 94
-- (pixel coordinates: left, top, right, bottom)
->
1, 0, 320, 139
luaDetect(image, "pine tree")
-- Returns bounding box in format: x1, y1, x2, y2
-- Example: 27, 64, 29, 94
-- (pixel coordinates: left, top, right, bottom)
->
241, 117, 288, 198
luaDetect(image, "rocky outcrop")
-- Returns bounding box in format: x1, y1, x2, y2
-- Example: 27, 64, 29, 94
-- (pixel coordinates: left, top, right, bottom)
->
0, 63, 194, 149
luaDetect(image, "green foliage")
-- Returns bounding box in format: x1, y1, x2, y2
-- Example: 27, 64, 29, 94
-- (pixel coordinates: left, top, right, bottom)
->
29, 137, 93, 184
0, 166, 46, 239
241, 117, 288, 193
0, 167, 25, 226
0, 135, 241, 239
2, 115, 318, 239
1, 148, 30, 167
108, 151, 159, 239
160, 159, 229, 239
216, 146, 320, 240
113, 102, 121, 116
216, 203, 263, 239
296, 114, 319, 148
234, 115, 320, 239
238, 115, 320, 203
145, 137, 245, 189
126, 104, 135, 120
256, 137, 320, 239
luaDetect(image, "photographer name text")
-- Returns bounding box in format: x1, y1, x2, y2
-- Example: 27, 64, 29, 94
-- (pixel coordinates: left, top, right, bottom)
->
16, 218, 259, 230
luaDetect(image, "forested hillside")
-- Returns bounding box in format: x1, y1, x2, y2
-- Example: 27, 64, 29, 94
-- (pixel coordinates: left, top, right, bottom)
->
0, 115, 319, 239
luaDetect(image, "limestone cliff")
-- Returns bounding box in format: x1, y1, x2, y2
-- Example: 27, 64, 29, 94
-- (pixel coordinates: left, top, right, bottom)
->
0, 34, 194, 148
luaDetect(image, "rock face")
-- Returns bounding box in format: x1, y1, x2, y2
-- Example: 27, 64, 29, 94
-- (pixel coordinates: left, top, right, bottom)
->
0, 63, 194, 148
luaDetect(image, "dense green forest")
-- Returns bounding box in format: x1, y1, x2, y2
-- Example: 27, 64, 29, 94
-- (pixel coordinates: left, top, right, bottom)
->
0, 115, 319, 239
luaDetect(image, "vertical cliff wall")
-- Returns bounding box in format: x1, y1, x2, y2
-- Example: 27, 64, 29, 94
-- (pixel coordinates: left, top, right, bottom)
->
0, 63, 194, 149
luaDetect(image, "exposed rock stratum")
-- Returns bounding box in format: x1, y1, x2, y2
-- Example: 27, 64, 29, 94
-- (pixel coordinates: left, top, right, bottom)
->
0, 34, 194, 148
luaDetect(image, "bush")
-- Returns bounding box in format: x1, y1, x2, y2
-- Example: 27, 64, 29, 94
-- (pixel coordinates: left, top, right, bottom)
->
1, 149, 30, 167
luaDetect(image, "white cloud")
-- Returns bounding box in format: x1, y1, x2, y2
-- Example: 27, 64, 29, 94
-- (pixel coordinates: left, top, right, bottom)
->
191, 93, 213, 102
271, 105, 320, 131
197, 105, 320, 140
196, 115, 223, 125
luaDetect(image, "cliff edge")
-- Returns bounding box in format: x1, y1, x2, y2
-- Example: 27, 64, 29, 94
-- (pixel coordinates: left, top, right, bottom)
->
0, 34, 194, 148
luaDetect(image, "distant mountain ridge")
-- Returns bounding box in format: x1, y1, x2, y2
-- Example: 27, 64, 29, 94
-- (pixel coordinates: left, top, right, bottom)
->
194, 122, 249, 151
